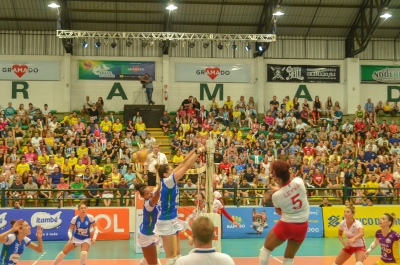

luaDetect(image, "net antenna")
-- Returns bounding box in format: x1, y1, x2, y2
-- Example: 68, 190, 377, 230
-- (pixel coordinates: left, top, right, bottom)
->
205, 135, 215, 213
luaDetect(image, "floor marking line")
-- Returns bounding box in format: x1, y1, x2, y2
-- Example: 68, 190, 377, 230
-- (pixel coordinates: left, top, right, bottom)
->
271, 255, 283, 264
32, 252, 46, 265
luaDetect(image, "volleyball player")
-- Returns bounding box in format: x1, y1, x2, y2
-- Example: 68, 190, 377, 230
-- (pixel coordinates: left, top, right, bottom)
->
332, 206, 365, 265
259, 160, 310, 265
364, 213, 400, 265
154, 149, 200, 265
53, 202, 99, 265
0, 219, 43, 264
135, 183, 162, 265
213, 191, 240, 227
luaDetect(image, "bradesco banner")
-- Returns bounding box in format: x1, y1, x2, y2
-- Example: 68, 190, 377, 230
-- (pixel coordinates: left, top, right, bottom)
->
323, 206, 400, 237
222, 206, 323, 239
361, 65, 400, 84
267, 64, 340, 83
78, 60, 155, 80
175, 63, 250, 83
0, 61, 60, 81
0, 209, 74, 241
75, 208, 129, 240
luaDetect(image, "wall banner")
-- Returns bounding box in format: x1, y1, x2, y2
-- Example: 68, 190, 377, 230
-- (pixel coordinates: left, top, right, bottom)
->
322, 206, 400, 238
175, 63, 250, 83
0, 209, 74, 241
222, 206, 323, 239
78, 60, 155, 80
267, 64, 340, 83
361, 65, 400, 84
0, 61, 60, 81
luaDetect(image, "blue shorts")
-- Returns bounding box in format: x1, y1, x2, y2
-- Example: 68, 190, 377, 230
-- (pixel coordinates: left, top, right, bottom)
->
70, 194, 85, 199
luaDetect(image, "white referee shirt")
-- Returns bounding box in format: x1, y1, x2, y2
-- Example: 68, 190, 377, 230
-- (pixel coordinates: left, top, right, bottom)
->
144, 152, 168, 173
176, 248, 235, 265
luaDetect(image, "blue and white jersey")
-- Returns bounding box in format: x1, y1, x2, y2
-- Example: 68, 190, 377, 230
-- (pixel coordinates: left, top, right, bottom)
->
140, 200, 160, 235
159, 173, 179, 220
0, 234, 31, 265
71, 214, 95, 240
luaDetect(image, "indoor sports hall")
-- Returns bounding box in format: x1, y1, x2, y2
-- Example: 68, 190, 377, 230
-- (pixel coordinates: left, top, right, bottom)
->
0, 0, 400, 265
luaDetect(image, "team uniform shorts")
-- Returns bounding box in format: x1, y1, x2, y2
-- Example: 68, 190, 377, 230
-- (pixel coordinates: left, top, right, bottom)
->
153, 218, 184, 236
137, 232, 161, 248
273, 220, 308, 242
342, 246, 366, 255
71, 237, 91, 246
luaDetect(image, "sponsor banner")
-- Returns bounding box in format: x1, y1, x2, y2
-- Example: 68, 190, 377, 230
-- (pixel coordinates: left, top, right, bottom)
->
322, 206, 400, 238
0, 209, 74, 241
222, 206, 323, 239
75, 208, 130, 240
0, 61, 60, 81
267, 64, 340, 83
78, 60, 155, 80
361, 65, 400, 84
175, 63, 250, 83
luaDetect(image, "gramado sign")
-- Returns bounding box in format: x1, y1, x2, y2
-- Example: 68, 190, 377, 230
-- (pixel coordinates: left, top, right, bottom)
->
196, 67, 231, 80
372, 67, 400, 83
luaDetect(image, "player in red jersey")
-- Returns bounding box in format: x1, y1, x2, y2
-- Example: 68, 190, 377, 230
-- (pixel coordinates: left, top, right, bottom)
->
259, 160, 310, 265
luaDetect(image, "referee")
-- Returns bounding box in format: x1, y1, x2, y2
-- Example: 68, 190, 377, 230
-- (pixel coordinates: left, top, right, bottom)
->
143, 144, 168, 186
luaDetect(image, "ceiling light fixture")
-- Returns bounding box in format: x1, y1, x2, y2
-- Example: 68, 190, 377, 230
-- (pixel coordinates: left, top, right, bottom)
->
182, 41, 186, 48
171, 42, 177, 48
232, 43, 238, 50
245, 43, 251, 51
95, 40, 101, 48
126, 40, 132, 47
380, 8, 392, 19
273, 5, 284, 16
149, 41, 154, 47
141, 40, 148, 47
166, 0, 178, 10
189, 42, 195, 48
217, 43, 223, 50
159, 41, 165, 48
104, 38, 108, 46
203, 42, 209, 49
111, 40, 117, 48
48, 3, 60, 8
81, 40, 88, 48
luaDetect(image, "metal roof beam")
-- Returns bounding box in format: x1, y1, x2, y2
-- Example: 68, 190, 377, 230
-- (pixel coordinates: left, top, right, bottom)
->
67, 8, 164, 14
63, 0, 400, 9
345, 0, 392, 58
59, 0, 73, 54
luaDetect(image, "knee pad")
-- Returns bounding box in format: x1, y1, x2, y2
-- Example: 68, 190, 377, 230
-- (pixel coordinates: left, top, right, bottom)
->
259, 247, 271, 265
80, 251, 88, 265
283, 258, 294, 265
355, 262, 363, 265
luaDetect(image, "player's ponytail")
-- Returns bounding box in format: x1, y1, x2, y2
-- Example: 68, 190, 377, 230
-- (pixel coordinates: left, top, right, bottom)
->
391, 213, 397, 226
134, 183, 147, 196
384, 213, 397, 227
346, 202, 355, 214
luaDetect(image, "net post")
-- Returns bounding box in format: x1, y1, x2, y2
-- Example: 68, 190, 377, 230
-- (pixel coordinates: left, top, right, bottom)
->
205, 137, 215, 213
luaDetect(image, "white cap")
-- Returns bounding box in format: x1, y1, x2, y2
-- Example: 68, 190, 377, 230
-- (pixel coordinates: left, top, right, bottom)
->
213, 191, 222, 199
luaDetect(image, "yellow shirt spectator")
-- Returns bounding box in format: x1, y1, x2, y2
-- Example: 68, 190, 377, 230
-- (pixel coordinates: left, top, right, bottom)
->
233, 110, 241, 120
44, 137, 54, 147
365, 181, 379, 194
235, 130, 243, 139
209, 102, 220, 109
54, 156, 64, 166
199, 131, 209, 137
74, 164, 87, 175
173, 154, 184, 165
210, 130, 221, 137
89, 164, 99, 174
16, 163, 30, 176
246, 133, 256, 143
70, 116, 78, 126
181, 123, 190, 133
68, 157, 78, 167
383, 104, 392, 112
100, 120, 112, 133
77, 147, 89, 158
61, 163, 71, 175
112, 123, 123, 132
286, 100, 294, 112
38, 155, 49, 166
223, 130, 233, 138
135, 122, 146, 132
224, 100, 234, 110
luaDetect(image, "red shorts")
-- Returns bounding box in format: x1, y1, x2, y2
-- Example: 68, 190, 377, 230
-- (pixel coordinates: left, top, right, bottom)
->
272, 220, 308, 242
342, 246, 366, 255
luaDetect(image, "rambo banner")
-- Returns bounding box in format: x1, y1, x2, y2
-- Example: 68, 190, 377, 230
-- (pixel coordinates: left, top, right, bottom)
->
267, 64, 340, 83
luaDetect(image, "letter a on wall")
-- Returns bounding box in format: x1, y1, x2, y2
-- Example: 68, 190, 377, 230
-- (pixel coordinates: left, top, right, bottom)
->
294, 85, 312, 101
107, 83, 128, 100
387, 86, 400, 102
12, 81, 29, 99
200, 84, 223, 101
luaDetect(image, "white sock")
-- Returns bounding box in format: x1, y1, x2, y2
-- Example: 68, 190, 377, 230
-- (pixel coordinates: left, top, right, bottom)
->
355, 262, 363, 265
166, 258, 176, 265
259, 247, 271, 265
283, 258, 294, 265
53, 252, 66, 265
80, 251, 88, 265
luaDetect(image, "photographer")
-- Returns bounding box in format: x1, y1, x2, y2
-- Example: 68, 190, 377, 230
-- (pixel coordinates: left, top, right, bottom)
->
139, 73, 155, 105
